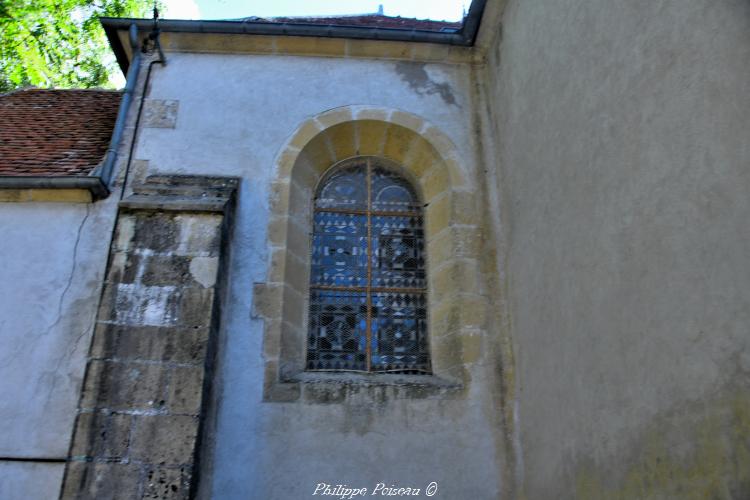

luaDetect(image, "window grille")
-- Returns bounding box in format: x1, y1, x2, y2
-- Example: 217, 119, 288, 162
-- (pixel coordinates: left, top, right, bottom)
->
307, 157, 430, 374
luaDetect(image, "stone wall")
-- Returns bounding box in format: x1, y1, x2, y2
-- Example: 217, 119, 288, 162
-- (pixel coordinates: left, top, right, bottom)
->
61, 176, 237, 499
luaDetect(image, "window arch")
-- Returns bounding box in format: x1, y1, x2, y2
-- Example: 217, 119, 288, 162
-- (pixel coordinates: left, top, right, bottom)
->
306, 157, 430, 374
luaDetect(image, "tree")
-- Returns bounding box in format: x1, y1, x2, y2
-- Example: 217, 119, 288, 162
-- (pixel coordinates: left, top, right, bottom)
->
0, 0, 156, 92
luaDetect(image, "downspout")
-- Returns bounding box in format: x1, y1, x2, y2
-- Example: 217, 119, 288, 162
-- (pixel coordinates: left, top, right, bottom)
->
98, 23, 142, 187
119, 11, 167, 200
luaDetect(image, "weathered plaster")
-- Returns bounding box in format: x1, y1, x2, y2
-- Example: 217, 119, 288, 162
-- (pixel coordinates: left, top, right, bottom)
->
129, 52, 503, 499
0, 199, 119, 498
394, 62, 458, 107
0, 199, 118, 459
482, 0, 750, 497
0, 462, 64, 499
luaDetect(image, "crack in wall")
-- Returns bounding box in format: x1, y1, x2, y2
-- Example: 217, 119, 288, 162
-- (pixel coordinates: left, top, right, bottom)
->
44, 204, 91, 407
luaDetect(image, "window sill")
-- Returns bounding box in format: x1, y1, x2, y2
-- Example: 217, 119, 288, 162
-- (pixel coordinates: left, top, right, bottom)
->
291, 371, 460, 388
269, 371, 464, 403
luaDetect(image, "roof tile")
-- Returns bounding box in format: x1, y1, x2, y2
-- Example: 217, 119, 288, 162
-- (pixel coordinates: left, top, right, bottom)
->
257, 14, 463, 32
0, 88, 122, 177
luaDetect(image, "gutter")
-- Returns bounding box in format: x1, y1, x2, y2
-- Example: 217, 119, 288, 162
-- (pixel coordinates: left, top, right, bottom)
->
101, 0, 487, 73
0, 176, 109, 200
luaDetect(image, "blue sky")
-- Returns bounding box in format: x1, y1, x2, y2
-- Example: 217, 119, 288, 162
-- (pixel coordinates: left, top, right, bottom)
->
162, 0, 467, 22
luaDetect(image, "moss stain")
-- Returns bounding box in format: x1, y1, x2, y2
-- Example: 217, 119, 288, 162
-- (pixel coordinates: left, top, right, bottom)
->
575, 392, 750, 500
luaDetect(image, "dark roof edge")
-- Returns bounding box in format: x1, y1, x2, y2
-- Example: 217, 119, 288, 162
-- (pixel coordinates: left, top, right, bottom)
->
102, 0, 486, 73
0, 176, 109, 200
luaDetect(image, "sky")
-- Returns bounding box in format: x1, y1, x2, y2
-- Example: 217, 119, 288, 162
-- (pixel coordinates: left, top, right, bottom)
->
162, 0, 467, 22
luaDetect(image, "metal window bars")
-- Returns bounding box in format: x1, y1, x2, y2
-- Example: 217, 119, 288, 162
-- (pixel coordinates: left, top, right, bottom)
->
306, 157, 430, 374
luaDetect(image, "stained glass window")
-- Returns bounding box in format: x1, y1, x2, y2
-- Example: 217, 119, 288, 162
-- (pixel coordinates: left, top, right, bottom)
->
307, 158, 430, 374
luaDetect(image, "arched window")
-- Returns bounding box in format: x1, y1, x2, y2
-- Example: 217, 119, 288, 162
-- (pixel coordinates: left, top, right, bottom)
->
306, 157, 430, 374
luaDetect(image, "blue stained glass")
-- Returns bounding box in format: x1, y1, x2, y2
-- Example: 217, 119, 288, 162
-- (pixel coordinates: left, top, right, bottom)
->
307, 158, 430, 374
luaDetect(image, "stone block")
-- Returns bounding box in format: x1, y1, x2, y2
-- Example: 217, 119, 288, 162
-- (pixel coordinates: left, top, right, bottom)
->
267, 248, 287, 284
252, 282, 283, 320
279, 319, 305, 362
81, 360, 168, 411
31, 188, 92, 202
167, 366, 205, 415
353, 108, 389, 122
130, 414, 199, 465
143, 99, 179, 128
176, 287, 215, 328
291, 160, 319, 194
347, 39, 412, 59
91, 323, 209, 364
110, 283, 181, 327
140, 255, 193, 286
431, 334, 464, 374
451, 190, 479, 224
299, 133, 335, 174
427, 226, 482, 264
287, 181, 313, 221
286, 221, 311, 272
275, 35, 347, 57
421, 165, 450, 202
133, 213, 180, 253
0, 188, 90, 203
430, 259, 482, 304
173, 214, 223, 257
289, 119, 323, 150
356, 120, 388, 156
430, 294, 488, 336
143, 466, 192, 500
422, 126, 459, 159
325, 123, 357, 162
96, 283, 119, 321
284, 251, 309, 296
403, 136, 440, 179
61, 462, 141, 500
70, 412, 132, 459
267, 215, 289, 248
261, 318, 282, 359
316, 107, 353, 129
105, 252, 130, 284
383, 123, 417, 162
281, 285, 306, 330
390, 110, 425, 132
275, 147, 300, 178
161, 32, 275, 54
188, 256, 219, 288
460, 330, 484, 365
425, 193, 451, 236
112, 215, 136, 253
269, 180, 291, 216
263, 374, 301, 403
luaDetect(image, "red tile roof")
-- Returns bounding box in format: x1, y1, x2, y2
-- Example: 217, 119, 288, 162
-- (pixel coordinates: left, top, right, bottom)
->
254, 14, 463, 32
0, 88, 122, 177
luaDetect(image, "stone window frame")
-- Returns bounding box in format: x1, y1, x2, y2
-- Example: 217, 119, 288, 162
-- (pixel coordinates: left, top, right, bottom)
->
254, 106, 486, 402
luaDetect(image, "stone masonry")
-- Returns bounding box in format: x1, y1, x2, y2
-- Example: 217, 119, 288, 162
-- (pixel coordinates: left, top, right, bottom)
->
60, 175, 237, 499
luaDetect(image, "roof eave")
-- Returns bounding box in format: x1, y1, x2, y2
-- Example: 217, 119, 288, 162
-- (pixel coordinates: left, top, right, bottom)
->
101, 0, 486, 73
0, 176, 109, 200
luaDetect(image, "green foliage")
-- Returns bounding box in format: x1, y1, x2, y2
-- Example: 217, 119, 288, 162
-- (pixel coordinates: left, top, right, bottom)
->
0, 0, 156, 92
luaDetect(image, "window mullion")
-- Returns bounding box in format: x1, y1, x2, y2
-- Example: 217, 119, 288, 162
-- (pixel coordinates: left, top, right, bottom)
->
365, 158, 373, 372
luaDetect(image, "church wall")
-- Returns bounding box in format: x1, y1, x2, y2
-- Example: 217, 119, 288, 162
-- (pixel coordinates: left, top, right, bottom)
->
0, 196, 120, 495
131, 53, 503, 499
482, 0, 750, 497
